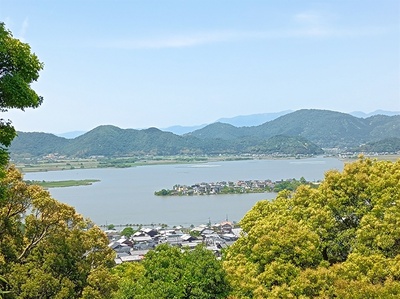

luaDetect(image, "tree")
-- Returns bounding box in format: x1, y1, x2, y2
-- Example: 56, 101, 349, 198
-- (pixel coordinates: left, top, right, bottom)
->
0, 23, 118, 299
0, 166, 118, 298
120, 227, 135, 238
0, 22, 43, 165
107, 223, 116, 230
223, 157, 400, 298
111, 262, 145, 299
113, 244, 230, 299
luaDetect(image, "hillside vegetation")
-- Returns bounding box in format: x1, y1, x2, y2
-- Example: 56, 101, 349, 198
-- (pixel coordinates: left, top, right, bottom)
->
9, 109, 400, 159
188, 109, 400, 148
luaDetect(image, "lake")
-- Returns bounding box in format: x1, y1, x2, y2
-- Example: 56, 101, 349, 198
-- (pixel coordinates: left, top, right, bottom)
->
24, 157, 344, 227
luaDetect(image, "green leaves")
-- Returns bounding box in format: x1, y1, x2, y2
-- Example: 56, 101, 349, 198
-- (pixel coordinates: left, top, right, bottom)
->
0, 22, 43, 166
0, 166, 117, 298
224, 158, 400, 298
113, 244, 230, 299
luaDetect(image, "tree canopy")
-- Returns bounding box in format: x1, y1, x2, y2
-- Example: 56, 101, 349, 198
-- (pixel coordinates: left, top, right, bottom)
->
0, 24, 121, 298
112, 244, 230, 299
0, 22, 43, 165
0, 166, 118, 298
223, 157, 400, 298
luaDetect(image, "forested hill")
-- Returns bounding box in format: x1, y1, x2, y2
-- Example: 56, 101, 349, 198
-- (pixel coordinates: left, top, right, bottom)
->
10, 126, 323, 158
9, 109, 400, 158
187, 109, 400, 148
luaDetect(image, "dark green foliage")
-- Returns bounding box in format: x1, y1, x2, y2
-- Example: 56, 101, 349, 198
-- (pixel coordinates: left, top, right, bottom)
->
273, 177, 310, 192
154, 189, 174, 196
0, 23, 44, 166
120, 227, 135, 238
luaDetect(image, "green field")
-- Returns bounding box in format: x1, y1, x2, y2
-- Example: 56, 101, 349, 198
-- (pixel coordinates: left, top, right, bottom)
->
27, 179, 100, 188
14, 155, 247, 173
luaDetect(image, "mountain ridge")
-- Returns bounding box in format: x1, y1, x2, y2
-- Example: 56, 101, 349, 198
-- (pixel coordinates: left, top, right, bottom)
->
56, 109, 399, 137
186, 109, 400, 148
10, 109, 400, 159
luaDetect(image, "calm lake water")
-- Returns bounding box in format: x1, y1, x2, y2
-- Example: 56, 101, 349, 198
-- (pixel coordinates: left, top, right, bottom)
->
24, 157, 344, 227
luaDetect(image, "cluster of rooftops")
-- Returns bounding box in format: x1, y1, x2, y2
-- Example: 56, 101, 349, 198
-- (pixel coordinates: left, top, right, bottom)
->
155, 179, 276, 196
106, 222, 242, 264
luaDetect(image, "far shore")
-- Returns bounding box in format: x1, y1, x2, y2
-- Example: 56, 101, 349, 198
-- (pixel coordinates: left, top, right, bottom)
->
13, 154, 309, 173
13, 154, 399, 174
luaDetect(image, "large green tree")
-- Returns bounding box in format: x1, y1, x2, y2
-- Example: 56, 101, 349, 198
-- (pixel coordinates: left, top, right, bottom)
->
223, 157, 400, 298
112, 244, 230, 299
0, 22, 43, 165
0, 166, 118, 298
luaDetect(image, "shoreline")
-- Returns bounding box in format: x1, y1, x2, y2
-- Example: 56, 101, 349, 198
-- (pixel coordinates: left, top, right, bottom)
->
13, 154, 315, 173
13, 154, 399, 174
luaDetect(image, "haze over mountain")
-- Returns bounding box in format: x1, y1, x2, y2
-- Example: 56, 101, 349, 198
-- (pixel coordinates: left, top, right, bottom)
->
57, 131, 87, 139
56, 110, 398, 138
349, 110, 400, 118
11, 109, 400, 159
144, 109, 399, 136
186, 110, 400, 147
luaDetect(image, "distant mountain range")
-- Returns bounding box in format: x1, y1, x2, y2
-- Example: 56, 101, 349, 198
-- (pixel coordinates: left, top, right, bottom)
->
59, 109, 399, 137
349, 110, 400, 118
10, 109, 400, 159
160, 109, 399, 135
186, 110, 400, 147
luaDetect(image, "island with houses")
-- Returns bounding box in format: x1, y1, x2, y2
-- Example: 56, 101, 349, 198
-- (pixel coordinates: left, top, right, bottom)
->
154, 177, 317, 196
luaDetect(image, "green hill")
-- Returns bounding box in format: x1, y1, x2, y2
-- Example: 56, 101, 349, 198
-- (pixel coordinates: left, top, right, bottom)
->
10, 132, 69, 157
9, 109, 399, 158
188, 109, 400, 148
352, 137, 400, 153
249, 135, 324, 155
9, 127, 322, 158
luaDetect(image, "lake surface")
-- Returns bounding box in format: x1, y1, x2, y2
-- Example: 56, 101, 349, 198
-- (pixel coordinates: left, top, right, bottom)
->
24, 157, 344, 227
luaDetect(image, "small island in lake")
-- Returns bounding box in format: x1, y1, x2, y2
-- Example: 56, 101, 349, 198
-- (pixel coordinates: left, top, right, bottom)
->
25, 179, 100, 189
155, 177, 317, 196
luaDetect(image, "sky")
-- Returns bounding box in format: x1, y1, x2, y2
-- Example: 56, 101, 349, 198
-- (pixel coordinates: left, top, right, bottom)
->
1, 0, 399, 134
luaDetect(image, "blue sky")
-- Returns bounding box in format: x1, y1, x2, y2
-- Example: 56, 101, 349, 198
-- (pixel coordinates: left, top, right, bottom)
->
1, 0, 399, 134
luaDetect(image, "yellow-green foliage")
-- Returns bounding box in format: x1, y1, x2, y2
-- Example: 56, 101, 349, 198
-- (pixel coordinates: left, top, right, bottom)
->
224, 157, 400, 298
0, 166, 117, 298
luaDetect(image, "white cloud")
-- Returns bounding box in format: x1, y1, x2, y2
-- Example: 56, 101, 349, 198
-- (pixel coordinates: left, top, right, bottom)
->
99, 27, 385, 49
95, 10, 387, 50
2, 18, 29, 41
3, 17, 12, 28
294, 11, 324, 25
100, 31, 239, 49
290, 10, 386, 38
20, 18, 29, 37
